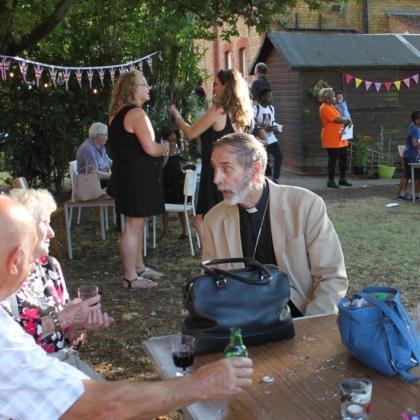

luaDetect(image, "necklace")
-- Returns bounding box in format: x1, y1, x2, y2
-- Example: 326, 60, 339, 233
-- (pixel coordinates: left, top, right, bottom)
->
252, 196, 270, 260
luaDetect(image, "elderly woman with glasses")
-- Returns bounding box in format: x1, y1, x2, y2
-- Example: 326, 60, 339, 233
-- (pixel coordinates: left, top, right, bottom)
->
76, 122, 112, 189
318, 87, 353, 189
169, 69, 253, 241
1, 189, 113, 356
108, 70, 168, 289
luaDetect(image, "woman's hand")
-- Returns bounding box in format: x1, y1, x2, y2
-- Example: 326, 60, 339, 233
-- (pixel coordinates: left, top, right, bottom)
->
76, 308, 115, 331
57, 295, 101, 329
168, 105, 178, 118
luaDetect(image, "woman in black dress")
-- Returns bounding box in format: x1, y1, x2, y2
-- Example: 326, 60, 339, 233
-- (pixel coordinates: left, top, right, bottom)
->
161, 127, 188, 238
168, 69, 253, 242
108, 70, 170, 289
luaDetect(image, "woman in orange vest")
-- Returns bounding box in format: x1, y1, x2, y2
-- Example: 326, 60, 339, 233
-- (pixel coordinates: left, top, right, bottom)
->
319, 88, 353, 188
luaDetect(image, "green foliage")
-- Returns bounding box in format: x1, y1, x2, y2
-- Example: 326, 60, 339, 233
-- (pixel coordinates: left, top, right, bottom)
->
353, 134, 373, 166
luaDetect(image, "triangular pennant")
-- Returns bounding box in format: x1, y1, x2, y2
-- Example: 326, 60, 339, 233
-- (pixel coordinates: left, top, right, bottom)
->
403, 78, 410, 88
345, 74, 354, 84
375, 82, 382, 92
75, 69, 83, 89
119, 66, 126, 75
130, 63, 136, 71
62, 68, 71, 90
138, 61, 143, 72
413, 74, 419, 84
355, 78, 362, 88
109, 67, 115, 85
98, 68, 105, 86
0, 57, 11, 81
146, 56, 153, 72
365, 81, 372, 91
384, 82, 392, 92
394, 81, 401, 91
87, 68, 94, 89
49, 66, 57, 87
34, 63, 44, 87
19, 60, 28, 82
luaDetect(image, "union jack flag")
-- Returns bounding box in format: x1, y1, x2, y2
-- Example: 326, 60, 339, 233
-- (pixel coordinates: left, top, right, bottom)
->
63, 68, 71, 90
109, 67, 115, 85
119, 66, 126, 75
75, 68, 83, 88
19, 60, 28, 82
49, 67, 57, 87
138, 61, 143, 72
87, 68, 94, 89
0, 57, 11, 81
98, 68, 105, 86
146, 56, 153, 73
34, 63, 44, 87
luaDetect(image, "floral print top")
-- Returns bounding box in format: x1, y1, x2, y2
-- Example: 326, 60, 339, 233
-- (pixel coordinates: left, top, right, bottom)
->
0, 256, 85, 353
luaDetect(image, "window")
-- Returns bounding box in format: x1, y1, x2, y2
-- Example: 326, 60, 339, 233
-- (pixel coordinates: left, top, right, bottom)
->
239, 48, 247, 78
224, 51, 232, 69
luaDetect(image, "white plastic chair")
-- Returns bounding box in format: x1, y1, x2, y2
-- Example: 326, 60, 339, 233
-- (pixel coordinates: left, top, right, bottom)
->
165, 169, 200, 256
68, 160, 82, 227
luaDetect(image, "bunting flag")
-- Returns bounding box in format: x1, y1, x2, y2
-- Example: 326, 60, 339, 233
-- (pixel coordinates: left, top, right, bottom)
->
87, 68, 94, 89
0, 57, 11, 81
75, 68, 83, 88
62, 68, 71, 90
339, 69, 420, 92
34, 63, 43, 87
146, 56, 153, 72
49, 66, 57, 87
0, 52, 159, 89
109, 67, 115, 85
98, 68, 105, 86
19, 60, 28, 82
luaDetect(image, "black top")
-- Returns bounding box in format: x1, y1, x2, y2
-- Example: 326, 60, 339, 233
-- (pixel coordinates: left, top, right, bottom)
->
250, 76, 271, 102
107, 105, 165, 217
196, 113, 235, 215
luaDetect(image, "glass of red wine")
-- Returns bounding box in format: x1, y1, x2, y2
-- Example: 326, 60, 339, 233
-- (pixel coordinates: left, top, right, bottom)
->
171, 335, 195, 377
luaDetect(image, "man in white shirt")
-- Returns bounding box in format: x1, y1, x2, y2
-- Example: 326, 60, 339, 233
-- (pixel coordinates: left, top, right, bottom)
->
0, 196, 253, 420
254, 87, 283, 184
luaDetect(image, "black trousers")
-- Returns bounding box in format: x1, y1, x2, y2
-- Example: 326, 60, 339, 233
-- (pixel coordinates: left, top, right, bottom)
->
326, 146, 348, 181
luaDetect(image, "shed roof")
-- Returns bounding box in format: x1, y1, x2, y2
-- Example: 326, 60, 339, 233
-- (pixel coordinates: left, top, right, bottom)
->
250, 33, 420, 73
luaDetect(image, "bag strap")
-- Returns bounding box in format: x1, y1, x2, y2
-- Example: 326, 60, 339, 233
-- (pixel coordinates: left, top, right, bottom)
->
200, 258, 273, 285
360, 293, 420, 382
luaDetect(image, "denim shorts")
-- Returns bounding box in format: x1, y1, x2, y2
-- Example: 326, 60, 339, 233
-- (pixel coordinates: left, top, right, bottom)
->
403, 157, 420, 179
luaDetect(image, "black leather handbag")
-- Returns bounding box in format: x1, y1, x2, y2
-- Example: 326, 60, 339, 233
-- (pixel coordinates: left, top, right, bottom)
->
181, 257, 295, 354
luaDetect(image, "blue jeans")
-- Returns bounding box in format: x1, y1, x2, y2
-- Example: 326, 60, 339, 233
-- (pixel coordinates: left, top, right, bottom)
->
267, 141, 283, 182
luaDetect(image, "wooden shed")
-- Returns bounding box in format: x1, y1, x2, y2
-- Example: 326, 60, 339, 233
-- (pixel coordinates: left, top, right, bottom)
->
250, 33, 420, 173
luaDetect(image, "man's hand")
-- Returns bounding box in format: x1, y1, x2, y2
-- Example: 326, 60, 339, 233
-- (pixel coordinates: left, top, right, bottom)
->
193, 357, 253, 400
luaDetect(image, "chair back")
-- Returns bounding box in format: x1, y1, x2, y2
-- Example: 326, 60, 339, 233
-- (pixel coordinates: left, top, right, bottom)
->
398, 145, 405, 158
10, 177, 29, 189
183, 170, 198, 203
69, 160, 78, 200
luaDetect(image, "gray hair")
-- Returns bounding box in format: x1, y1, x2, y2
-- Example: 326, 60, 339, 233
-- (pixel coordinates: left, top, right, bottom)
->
255, 63, 268, 75
9, 189, 57, 222
318, 88, 334, 102
88, 122, 108, 139
213, 133, 267, 175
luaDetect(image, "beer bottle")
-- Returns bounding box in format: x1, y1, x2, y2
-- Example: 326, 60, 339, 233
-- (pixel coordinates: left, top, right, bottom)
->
224, 328, 248, 358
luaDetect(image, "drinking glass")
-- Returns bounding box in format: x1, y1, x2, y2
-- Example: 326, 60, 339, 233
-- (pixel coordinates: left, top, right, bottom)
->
77, 285, 98, 301
340, 378, 372, 420
171, 335, 195, 377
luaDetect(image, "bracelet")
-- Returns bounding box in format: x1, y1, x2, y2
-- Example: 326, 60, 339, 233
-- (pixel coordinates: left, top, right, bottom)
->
50, 311, 62, 332
73, 327, 87, 333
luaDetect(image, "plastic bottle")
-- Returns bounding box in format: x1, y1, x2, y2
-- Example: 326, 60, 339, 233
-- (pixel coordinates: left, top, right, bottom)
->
224, 328, 248, 358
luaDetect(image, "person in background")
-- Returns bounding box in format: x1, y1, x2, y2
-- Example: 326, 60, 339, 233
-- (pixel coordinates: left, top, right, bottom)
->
161, 126, 189, 239
203, 132, 348, 317
250, 63, 271, 106
254, 87, 283, 184
169, 69, 253, 242
108, 70, 167, 289
76, 122, 112, 189
399, 110, 420, 201
0, 195, 254, 420
318, 88, 352, 189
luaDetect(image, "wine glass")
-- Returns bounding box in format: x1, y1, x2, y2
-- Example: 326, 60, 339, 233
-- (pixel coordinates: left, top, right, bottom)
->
171, 335, 195, 377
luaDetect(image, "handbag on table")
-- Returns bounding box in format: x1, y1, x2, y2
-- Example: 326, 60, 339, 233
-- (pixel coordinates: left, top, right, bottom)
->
74, 159, 103, 201
182, 257, 295, 354
337, 286, 420, 382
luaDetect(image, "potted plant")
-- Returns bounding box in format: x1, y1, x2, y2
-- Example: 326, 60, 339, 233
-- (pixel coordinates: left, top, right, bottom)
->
377, 127, 396, 179
308, 80, 330, 101
353, 134, 373, 175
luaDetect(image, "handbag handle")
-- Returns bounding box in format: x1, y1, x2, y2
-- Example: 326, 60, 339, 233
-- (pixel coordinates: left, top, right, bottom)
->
360, 293, 420, 382
200, 258, 273, 285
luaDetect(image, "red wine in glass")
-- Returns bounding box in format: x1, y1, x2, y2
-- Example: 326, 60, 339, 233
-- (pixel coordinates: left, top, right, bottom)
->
171, 335, 195, 376
172, 351, 194, 371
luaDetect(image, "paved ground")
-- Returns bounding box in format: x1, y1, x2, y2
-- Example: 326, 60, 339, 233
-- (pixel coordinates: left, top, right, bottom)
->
279, 169, 400, 191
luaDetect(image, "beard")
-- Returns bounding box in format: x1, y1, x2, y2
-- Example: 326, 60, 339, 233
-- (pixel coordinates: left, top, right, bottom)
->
217, 173, 252, 206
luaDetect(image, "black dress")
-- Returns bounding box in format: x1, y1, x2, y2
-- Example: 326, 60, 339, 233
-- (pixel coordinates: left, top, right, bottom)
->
163, 153, 184, 204
197, 114, 234, 215
108, 105, 165, 217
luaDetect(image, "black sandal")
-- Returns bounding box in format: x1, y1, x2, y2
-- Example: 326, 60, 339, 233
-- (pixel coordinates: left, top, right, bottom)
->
122, 276, 158, 289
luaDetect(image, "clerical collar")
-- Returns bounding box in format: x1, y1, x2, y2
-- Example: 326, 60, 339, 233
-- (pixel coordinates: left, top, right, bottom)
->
240, 180, 269, 213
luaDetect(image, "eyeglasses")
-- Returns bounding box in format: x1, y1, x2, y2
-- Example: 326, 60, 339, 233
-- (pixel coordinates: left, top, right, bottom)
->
137, 83, 150, 87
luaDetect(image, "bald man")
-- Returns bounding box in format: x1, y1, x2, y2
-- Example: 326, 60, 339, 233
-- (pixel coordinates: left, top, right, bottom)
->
0, 196, 253, 419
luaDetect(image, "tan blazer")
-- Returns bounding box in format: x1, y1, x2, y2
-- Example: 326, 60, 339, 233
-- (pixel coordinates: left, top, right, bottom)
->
203, 181, 348, 316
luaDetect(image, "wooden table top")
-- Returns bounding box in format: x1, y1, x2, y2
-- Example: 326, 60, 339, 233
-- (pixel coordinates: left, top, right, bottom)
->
142, 314, 420, 420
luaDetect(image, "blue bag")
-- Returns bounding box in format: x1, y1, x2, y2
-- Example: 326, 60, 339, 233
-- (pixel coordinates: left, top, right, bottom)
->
337, 286, 420, 382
